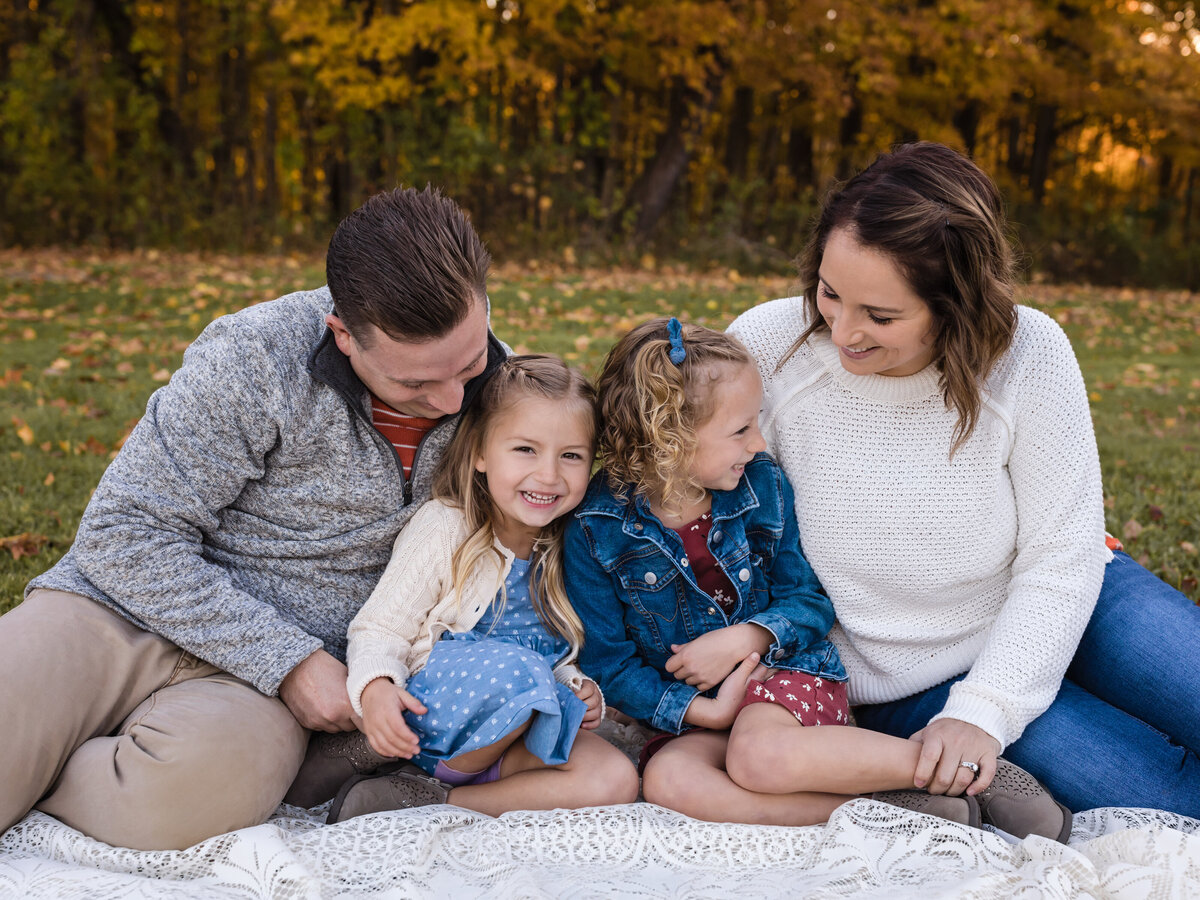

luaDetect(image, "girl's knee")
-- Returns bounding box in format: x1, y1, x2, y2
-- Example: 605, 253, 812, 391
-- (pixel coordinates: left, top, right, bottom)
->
597, 750, 640, 805
726, 714, 795, 793
642, 750, 707, 809
565, 733, 639, 806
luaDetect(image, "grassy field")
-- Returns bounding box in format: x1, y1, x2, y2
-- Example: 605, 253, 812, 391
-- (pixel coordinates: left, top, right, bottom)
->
2, 249, 1197, 612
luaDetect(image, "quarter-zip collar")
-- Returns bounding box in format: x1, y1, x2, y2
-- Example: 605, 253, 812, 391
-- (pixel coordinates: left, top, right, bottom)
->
306, 320, 507, 497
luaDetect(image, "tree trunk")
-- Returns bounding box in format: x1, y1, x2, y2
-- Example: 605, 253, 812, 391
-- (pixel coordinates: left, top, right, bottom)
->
625, 61, 725, 242
1029, 103, 1057, 204
953, 100, 980, 157
787, 122, 814, 190
836, 91, 863, 179
724, 85, 753, 181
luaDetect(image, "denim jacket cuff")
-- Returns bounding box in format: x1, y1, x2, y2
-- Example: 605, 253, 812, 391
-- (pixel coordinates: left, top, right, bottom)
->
653, 680, 700, 734
747, 612, 798, 667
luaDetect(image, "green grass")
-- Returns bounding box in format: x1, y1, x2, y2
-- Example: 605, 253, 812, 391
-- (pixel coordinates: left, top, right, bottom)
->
2, 251, 1197, 612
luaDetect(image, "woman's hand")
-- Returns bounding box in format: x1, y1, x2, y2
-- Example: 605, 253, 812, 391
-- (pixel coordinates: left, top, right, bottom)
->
360, 677, 427, 759
666, 623, 772, 692
910, 717, 1001, 796
574, 679, 604, 730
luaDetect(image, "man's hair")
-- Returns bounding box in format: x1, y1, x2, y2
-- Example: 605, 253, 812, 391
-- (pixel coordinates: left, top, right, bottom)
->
326, 186, 491, 344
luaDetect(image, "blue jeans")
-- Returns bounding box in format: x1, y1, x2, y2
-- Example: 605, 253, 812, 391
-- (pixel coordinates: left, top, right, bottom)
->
854, 552, 1200, 816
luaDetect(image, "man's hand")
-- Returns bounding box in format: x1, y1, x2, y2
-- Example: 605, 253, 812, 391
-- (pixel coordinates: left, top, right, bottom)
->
574, 679, 603, 730
278, 649, 360, 732
666, 623, 772, 692
910, 717, 1002, 796
360, 677, 427, 758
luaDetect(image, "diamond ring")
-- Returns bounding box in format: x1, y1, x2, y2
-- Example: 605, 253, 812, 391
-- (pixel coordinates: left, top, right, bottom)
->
959, 760, 981, 776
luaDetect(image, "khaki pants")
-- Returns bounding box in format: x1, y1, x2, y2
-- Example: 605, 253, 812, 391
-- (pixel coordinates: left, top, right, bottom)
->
0, 589, 308, 850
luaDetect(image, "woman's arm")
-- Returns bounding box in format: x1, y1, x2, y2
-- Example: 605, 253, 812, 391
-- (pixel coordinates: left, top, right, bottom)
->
932, 311, 1108, 749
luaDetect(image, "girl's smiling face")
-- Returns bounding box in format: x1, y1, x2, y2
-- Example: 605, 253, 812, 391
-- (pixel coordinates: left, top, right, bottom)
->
474, 394, 594, 557
815, 228, 937, 378
686, 362, 767, 494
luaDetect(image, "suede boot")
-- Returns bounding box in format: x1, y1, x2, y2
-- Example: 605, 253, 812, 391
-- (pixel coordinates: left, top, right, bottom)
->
282, 730, 402, 809
975, 759, 1072, 843
326, 765, 452, 823
871, 789, 983, 828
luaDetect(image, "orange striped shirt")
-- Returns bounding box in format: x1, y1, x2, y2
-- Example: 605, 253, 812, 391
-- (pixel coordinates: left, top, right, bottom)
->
370, 395, 440, 479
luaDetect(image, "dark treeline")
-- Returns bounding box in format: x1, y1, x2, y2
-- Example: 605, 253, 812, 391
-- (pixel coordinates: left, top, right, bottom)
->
2, 0, 1199, 285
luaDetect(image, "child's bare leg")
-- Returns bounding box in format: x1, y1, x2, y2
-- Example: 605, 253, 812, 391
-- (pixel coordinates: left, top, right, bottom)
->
443, 720, 530, 775
447, 730, 638, 816
725, 703, 923, 795
641, 729, 851, 826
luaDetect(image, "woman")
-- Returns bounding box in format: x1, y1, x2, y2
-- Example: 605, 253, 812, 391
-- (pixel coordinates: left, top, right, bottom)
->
729, 141, 1199, 817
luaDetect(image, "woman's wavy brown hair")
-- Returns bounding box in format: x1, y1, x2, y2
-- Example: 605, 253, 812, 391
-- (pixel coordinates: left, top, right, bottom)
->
597, 317, 753, 516
433, 354, 597, 652
790, 141, 1018, 452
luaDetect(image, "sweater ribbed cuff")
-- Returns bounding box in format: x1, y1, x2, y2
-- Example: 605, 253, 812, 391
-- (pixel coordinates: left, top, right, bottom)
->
932, 691, 1012, 752
347, 658, 411, 717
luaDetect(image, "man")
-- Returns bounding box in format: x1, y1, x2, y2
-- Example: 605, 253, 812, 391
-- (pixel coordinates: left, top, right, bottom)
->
0, 187, 506, 850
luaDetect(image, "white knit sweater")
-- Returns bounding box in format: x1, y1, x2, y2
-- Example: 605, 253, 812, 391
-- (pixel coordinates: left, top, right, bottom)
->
345, 499, 588, 717
729, 298, 1109, 749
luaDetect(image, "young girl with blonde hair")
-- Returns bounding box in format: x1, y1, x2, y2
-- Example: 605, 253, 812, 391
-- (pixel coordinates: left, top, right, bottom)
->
328, 354, 638, 822
564, 318, 1070, 840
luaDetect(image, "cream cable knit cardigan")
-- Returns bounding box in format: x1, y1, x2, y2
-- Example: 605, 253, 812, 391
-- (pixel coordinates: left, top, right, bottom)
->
729, 298, 1109, 749
345, 499, 590, 717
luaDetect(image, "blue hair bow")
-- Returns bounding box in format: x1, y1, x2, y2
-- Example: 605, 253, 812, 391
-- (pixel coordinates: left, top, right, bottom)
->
666, 317, 686, 365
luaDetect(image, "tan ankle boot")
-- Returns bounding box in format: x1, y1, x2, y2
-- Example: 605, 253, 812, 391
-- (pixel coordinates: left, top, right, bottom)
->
283, 730, 401, 809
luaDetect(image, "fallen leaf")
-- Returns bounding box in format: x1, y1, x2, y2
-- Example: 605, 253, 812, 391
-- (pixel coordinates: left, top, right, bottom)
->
0, 532, 49, 560
11, 417, 34, 445
1123, 519, 1144, 541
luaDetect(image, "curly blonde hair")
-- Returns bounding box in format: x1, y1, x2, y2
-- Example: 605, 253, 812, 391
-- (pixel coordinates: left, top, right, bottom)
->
433, 354, 597, 651
597, 318, 753, 516
790, 141, 1018, 453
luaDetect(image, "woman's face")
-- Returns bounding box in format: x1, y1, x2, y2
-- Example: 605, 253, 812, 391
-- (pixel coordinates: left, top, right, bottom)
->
815, 228, 937, 378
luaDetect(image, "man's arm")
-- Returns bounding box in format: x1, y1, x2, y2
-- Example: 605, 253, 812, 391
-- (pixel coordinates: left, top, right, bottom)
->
72, 315, 329, 697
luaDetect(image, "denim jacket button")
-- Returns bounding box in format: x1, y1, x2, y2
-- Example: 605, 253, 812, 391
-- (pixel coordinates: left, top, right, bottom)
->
707, 607, 716, 615
711, 530, 723, 543
645, 571, 657, 585
633, 523, 643, 531
738, 568, 750, 582
680, 558, 689, 567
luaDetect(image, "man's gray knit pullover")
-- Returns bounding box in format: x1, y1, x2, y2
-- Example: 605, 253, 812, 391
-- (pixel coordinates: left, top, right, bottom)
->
29, 287, 506, 696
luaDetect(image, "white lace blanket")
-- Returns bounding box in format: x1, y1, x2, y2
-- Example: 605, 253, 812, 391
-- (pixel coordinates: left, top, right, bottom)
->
2, 802, 1198, 898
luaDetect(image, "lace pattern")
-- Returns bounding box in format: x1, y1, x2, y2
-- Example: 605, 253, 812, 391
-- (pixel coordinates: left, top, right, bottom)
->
2, 801, 1198, 898
2, 722, 1197, 898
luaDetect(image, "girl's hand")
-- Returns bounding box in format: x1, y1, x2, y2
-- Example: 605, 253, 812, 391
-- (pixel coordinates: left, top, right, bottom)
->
360, 677, 427, 759
666, 623, 772, 692
682, 652, 761, 730
574, 679, 603, 730
910, 718, 1001, 796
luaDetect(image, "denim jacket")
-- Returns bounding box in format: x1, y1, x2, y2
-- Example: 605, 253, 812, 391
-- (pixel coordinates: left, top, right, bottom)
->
564, 453, 845, 734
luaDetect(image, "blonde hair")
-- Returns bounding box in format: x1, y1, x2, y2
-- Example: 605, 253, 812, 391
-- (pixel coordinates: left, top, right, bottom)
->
433, 355, 596, 650
597, 317, 753, 516
790, 141, 1017, 453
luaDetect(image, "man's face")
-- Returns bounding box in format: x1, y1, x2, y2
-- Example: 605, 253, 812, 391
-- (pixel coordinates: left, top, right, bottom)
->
326, 300, 489, 417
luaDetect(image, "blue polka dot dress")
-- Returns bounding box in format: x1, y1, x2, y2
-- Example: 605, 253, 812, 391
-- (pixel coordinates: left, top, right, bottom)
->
403, 558, 587, 774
